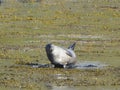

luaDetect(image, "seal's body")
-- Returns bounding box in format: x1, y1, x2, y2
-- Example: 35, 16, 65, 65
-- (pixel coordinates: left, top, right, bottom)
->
45, 43, 76, 68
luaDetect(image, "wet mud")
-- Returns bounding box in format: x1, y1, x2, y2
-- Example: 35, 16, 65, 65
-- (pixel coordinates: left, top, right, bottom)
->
0, 62, 119, 89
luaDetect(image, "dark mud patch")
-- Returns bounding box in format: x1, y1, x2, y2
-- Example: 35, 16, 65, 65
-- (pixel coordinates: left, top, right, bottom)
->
99, 5, 120, 10
17, 0, 42, 3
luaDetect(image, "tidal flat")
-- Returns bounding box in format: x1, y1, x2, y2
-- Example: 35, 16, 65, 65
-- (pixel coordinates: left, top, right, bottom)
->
0, 0, 120, 90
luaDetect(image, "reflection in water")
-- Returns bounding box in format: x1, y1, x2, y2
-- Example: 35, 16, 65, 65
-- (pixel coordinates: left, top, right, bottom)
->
74, 61, 107, 69
51, 86, 78, 90
53, 74, 68, 80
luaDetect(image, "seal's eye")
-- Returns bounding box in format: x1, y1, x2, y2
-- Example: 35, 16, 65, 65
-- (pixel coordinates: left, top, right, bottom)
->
50, 48, 53, 52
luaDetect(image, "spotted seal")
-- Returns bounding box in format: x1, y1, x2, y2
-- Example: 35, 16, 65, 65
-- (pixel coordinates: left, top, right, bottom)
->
45, 43, 76, 68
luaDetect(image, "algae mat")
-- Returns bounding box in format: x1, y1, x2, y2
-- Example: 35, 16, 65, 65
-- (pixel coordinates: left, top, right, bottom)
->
0, 0, 120, 89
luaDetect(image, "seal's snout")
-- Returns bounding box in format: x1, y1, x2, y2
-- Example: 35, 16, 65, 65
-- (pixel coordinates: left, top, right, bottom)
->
45, 44, 52, 52
45, 44, 54, 64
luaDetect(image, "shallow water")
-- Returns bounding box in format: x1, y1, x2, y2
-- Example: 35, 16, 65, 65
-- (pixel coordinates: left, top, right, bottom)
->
74, 61, 107, 69
27, 61, 107, 69
51, 86, 120, 90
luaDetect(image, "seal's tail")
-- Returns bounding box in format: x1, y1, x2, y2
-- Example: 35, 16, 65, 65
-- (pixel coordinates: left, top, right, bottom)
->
68, 42, 76, 50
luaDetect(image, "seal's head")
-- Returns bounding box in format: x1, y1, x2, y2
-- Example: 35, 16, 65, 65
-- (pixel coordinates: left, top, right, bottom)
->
45, 44, 54, 63
45, 44, 52, 53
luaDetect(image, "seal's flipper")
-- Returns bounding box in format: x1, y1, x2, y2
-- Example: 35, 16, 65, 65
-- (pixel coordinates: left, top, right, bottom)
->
68, 43, 76, 50
66, 51, 73, 57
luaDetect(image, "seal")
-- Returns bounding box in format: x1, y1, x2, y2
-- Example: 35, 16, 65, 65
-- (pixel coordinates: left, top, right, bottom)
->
45, 43, 76, 68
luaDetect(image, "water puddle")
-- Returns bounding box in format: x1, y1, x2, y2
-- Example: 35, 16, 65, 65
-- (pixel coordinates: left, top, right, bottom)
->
26, 61, 107, 69
74, 61, 107, 69
51, 86, 78, 90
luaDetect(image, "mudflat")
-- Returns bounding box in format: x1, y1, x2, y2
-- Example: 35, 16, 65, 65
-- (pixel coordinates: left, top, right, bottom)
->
0, 0, 120, 89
